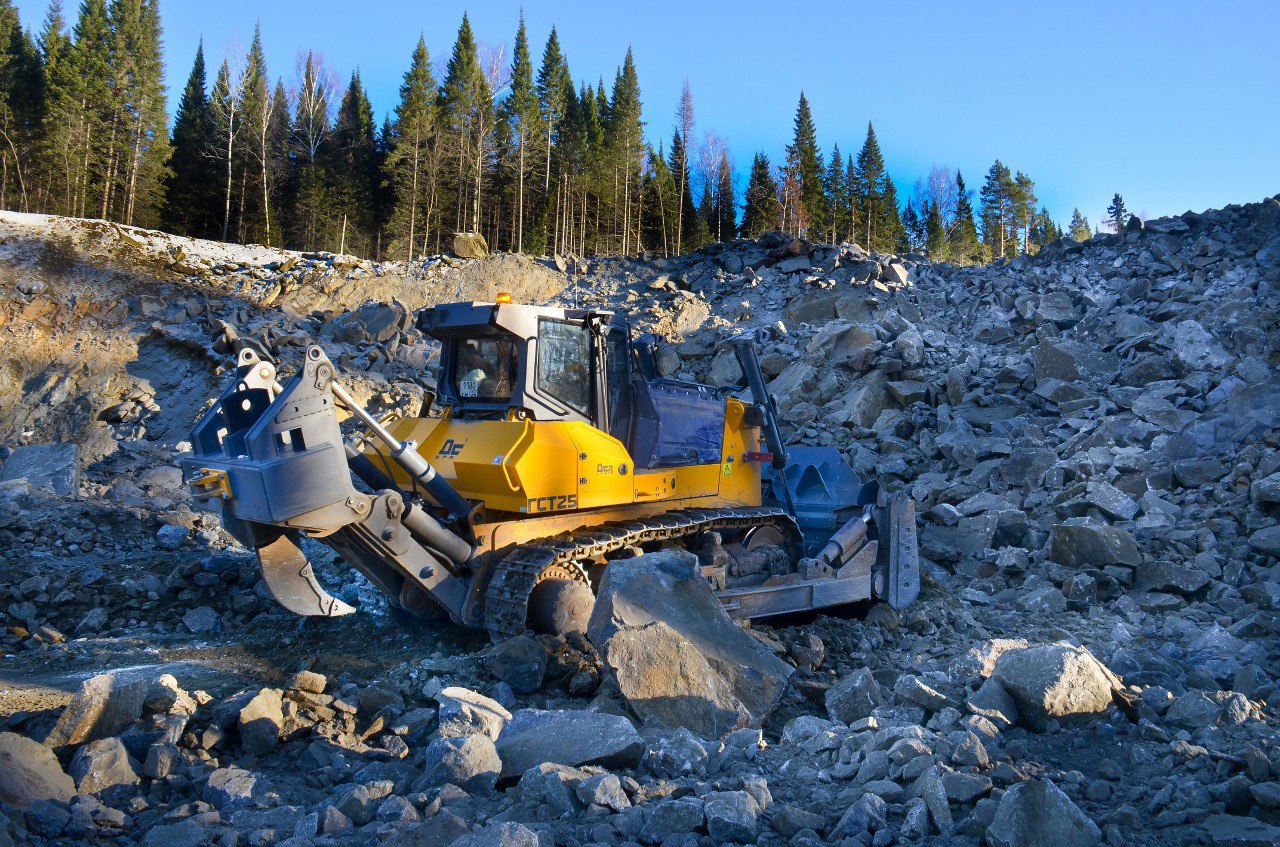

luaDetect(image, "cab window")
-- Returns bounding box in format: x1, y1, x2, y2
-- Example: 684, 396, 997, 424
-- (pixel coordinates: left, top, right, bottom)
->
537, 319, 590, 413
453, 336, 518, 402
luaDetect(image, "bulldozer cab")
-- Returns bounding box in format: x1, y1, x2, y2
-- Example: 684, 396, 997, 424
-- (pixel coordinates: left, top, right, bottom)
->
419, 300, 727, 469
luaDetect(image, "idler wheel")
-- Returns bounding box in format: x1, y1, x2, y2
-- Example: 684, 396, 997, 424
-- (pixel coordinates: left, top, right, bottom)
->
527, 577, 595, 636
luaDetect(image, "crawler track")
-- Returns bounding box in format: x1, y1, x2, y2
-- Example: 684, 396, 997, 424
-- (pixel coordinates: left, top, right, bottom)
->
482, 505, 800, 640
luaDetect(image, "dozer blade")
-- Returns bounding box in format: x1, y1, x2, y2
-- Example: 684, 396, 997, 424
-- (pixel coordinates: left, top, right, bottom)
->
256, 534, 356, 617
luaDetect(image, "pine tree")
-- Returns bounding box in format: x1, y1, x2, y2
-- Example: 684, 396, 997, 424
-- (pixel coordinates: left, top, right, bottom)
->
165, 41, 218, 236
673, 79, 694, 254
784, 92, 823, 238
1106, 192, 1127, 232
979, 159, 1015, 260
948, 170, 981, 263
739, 151, 779, 237
853, 122, 886, 249
1011, 170, 1036, 254
1068, 208, 1091, 241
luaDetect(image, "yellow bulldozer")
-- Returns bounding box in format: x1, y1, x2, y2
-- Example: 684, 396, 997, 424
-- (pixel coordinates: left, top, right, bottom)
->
182, 298, 918, 639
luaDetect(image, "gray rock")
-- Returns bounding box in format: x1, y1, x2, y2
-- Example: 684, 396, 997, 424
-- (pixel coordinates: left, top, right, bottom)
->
182, 605, 221, 634
237, 688, 283, 754
204, 766, 262, 809
143, 820, 212, 847
437, 686, 512, 740
965, 676, 1018, 731
894, 674, 957, 712
495, 708, 643, 778
986, 779, 1101, 847
640, 798, 706, 844
1049, 524, 1141, 568
422, 733, 501, 793
0, 732, 75, 807
1248, 526, 1280, 558
826, 667, 883, 724
487, 635, 548, 694
1137, 559, 1211, 595
1165, 691, 1221, 729
643, 725, 709, 778
44, 673, 148, 748
324, 299, 411, 344
1033, 338, 1119, 384
68, 737, 139, 794
155, 524, 190, 549
0, 443, 80, 495
1200, 814, 1280, 847
576, 772, 631, 811
587, 549, 793, 738
704, 791, 761, 844
992, 644, 1117, 732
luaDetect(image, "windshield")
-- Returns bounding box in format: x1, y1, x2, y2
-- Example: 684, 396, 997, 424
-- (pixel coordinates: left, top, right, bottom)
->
452, 336, 519, 402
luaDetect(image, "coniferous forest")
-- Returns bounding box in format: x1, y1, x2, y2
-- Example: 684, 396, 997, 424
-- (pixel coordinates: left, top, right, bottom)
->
0, 1, 1106, 264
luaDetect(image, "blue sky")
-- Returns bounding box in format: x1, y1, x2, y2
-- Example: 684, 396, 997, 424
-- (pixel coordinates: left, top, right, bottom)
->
16, 0, 1280, 229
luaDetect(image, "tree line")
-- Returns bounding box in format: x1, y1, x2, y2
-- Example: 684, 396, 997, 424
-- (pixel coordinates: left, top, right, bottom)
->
0, 1, 1127, 264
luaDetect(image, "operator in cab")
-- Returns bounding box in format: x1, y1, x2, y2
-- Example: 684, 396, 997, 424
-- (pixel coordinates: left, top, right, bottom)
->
457, 336, 518, 400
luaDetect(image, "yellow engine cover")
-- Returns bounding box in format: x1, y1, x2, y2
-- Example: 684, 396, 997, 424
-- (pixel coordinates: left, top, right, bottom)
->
372, 398, 763, 515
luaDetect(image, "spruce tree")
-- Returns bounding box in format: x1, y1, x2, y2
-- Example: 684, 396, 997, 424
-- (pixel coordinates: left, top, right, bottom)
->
948, 170, 981, 263
714, 151, 734, 243
853, 122, 886, 248
236, 24, 271, 242
880, 174, 904, 253
783, 92, 823, 238
1068, 208, 1091, 241
606, 48, 644, 254
440, 13, 493, 235
668, 129, 699, 251
673, 80, 694, 254
36, 0, 76, 213
1106, 192, 1128, 232
385, 37, 437, 259
331, 70, 377, 253
739, 151, 779, 238
290, 50, 333, 250
535, 26, 569, 198
822, 143, 846, 244
71, 0, 112, 218
501, 14, 542, 253
166, 41, 218, 237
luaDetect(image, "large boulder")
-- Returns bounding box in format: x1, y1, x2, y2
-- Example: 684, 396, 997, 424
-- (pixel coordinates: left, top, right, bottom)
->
826, 667, 883, 725
587, 549, 794, 739
43, 673, 148, 748
321, 299, 411, 344
1049, 524, 1141, 568
992, 644, 1118, 732
986, 779, 1101, 847
494, 709, 643, 779
0, 732, 75, 807
68, 737, 139, 794
422, 734, 501, 793
0, 443, 80, 495
437, 686, 512, 741
1032, 338, 1119, 384
237, 688, 284, 755
452, 231, 490, 259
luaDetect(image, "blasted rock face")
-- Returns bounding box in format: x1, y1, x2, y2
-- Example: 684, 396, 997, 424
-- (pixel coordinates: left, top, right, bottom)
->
587, 549, 793, 739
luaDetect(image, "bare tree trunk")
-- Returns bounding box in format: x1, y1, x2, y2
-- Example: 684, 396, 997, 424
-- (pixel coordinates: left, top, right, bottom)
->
125, 106, 144, 226
339, 214, 347, 255
516, 132, 524, 254
406, 140, 420, 263
222, 126, 234, 242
